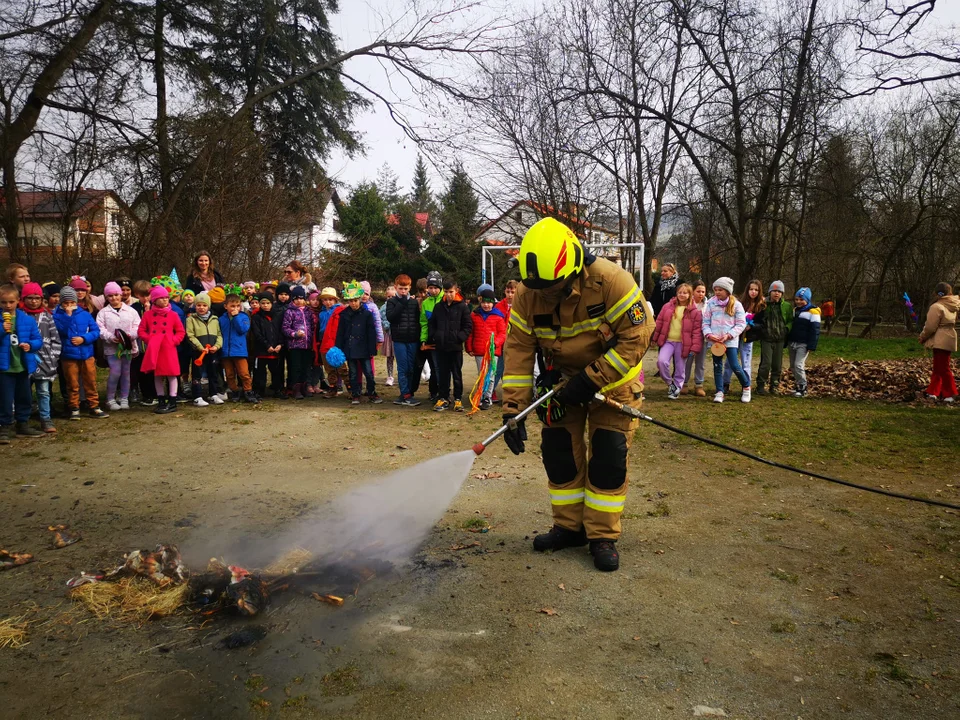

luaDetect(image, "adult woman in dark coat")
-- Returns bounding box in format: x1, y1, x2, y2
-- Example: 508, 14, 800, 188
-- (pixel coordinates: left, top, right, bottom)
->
184, 250, 224, 295
650, 263, 681, 319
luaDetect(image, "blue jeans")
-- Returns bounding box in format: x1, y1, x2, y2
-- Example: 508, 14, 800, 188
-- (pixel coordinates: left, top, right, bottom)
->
0, 371, 33, 425
33, 379, 52, 420
713, 347, 749, 391
394, 341, 418, 398
723, 341, 753, 387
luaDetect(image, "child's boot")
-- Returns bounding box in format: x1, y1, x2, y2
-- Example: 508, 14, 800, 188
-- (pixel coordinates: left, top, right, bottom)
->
695, 385, 706, 397
293, 383, 305, 400
41, 419, 57, 433
154, 396, 168, 414
15, 422, 44, 438
164, 396, 178, 413
0, 425, 12, 444
244, 390, 261, 404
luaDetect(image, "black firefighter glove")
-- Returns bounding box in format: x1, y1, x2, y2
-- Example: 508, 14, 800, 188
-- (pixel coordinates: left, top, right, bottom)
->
556, 370, 600, 407
502, 414, 527, 455
535, 389, 566, 425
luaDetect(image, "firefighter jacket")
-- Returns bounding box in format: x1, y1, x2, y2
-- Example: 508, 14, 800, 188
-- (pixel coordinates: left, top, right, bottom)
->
502, 256, 654, 414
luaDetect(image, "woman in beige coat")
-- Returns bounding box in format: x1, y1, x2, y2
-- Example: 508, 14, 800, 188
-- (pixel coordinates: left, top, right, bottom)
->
919, 282, 960, 402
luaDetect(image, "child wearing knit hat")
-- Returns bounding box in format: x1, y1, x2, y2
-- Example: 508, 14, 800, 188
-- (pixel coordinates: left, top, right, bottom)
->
96, 282, 141, 411
0, 283, 45, 441
755, 280, 793, 395
54, 285, 107, 419
186, 291, 224, 405
138, 285, 186, 413
701, 277, 751, 403
785, 287, 820, 397
21, 282, 60, 432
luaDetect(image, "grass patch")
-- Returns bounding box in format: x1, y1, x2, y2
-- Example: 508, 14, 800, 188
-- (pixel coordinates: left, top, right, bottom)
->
244, 675, 265, 691
647, 501, 671, 517
462, 517, 488, 530
815, 336, 925, 362
767, 512, 791, 521
771, 568, 799, 584
770, 619, 797, 633
281, 695, 309, 708
321, 663, 361, 696
648, 396, 957, 474
872, 653, 917, 686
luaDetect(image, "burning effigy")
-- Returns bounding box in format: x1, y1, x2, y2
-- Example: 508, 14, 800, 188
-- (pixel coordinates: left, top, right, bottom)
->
67, 543, 392, 622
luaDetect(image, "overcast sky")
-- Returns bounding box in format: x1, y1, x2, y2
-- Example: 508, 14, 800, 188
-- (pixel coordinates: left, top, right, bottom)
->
326, 1, 960, 199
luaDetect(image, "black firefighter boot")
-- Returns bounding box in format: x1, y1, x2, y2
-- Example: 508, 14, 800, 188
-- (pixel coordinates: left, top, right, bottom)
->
533, 525, 588, 552
589, 540, 620, 572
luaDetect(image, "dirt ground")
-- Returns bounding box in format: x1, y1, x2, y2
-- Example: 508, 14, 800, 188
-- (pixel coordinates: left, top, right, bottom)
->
1, 356, 958, 719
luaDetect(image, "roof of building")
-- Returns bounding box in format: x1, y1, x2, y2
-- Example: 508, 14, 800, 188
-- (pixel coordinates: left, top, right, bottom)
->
2, 188, 126, 219
471, 200, 618, 243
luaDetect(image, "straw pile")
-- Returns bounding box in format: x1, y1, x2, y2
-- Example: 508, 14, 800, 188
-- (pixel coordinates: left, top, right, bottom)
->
70, 578, 189, 621
0, 615, 31, 649
263, 547, 314, 575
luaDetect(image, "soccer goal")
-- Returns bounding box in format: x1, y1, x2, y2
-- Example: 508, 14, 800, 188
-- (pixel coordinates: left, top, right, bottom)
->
480, 242, 646, 291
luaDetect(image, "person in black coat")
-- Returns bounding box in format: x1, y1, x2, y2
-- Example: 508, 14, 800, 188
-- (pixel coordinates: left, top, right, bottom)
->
650, 263, 681, 319
251, 294, 284, 398
335, 285, 381, 403
183, 250, 225, 295
427, 280, 473, 412
385, 273, 423, 404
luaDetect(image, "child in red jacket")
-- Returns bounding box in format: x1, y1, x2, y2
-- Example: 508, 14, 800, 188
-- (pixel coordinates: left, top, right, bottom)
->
652, 283, 702, 399
467, 287, 507, 410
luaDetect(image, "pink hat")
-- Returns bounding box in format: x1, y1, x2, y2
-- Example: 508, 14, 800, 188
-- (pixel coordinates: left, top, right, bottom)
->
103, 282, 122, 296
69, 277, 88, 291
149, 285, 169, 302
360, 281, 371, 294
21, 282, 44, 298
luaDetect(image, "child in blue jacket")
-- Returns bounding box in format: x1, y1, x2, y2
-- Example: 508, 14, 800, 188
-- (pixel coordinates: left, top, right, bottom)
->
786, 287, 821, 397
1, 284, 44, 441
219, 293, 258, 403
53, 286, 107, 419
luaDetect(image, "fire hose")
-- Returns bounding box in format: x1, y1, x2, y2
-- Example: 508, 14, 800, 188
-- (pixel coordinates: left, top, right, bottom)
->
473, 388, 960, 511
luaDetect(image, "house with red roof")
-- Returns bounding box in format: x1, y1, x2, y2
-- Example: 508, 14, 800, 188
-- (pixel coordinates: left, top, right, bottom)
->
2, 187, 136, 259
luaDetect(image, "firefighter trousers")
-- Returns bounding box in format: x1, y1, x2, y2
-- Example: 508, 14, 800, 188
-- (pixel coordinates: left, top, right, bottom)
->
539, 391, 640, 541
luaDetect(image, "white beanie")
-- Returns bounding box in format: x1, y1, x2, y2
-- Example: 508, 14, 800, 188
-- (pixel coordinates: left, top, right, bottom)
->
712, 277, 735, 294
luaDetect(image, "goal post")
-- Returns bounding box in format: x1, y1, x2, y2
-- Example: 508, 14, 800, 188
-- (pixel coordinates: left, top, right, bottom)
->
480, 242, 646, 291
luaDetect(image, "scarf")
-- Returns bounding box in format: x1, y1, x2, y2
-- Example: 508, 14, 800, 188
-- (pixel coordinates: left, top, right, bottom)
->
20, 302, 43, 317
659, 274, 679, 293
716, 297, 729, 308
195, 311, 212, 322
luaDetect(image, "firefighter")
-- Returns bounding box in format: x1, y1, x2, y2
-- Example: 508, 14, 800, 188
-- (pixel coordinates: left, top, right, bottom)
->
501, 217, 653, 571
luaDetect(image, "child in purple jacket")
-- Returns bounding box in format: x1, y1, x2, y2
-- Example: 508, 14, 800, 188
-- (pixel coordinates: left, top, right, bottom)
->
282, 286, 316, 400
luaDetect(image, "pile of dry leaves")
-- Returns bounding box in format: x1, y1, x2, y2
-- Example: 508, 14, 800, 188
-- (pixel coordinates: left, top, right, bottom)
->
779, 358, 952, 402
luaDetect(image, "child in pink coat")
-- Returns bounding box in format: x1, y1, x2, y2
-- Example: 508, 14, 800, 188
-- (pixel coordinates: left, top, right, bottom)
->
652, 283, 703, 399
138, 285, 185, 414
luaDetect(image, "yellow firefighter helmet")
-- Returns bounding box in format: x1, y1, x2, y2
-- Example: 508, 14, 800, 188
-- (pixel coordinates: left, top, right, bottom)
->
518, 217, 585, 289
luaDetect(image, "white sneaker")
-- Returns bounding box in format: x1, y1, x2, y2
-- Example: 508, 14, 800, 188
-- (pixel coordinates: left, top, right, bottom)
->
106, 400, 121, 411
216, 393, 228, 402
713, 392, 725, 403
385, 376, 395, 386
667, 385, 679, 400
741, 388, 751, 403
194, 397, 209, 407
118, 398, 130, 410
926, 394, 938, 400
944, 397, 955, 404
211, 394, 225, 405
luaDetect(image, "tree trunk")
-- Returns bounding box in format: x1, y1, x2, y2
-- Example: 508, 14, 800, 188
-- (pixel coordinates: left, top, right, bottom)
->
154, 0, 171, 206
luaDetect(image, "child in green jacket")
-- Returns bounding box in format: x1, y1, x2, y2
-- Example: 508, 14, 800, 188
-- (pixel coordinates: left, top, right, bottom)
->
755, 280, 793, 395
185, 292, 224, 405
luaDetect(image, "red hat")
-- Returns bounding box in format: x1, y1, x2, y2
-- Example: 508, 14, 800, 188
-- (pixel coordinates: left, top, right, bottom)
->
69, 277, 88, 290
21, 282, 43, 298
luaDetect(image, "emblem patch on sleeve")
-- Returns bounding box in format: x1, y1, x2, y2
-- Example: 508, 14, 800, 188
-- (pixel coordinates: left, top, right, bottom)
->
627, 302, 646, 325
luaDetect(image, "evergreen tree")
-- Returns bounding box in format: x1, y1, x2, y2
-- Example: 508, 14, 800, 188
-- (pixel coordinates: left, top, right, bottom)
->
376, 163, 402, 214
425, 164, 481, 291
409, 154, 437, 215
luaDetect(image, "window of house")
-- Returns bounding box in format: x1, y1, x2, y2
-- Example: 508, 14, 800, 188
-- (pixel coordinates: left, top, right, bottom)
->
333, 219, 341, 232
515, 211, 523, 223
109, 213, 118, 227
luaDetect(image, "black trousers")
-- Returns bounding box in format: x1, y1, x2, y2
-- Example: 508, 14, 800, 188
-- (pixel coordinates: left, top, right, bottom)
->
190, 354, 221, 397
435, 349, 463, 402
411, 347, 439, 397
131, 353, 156, 400
252, 357, 281, 396
288, 348, 311, 386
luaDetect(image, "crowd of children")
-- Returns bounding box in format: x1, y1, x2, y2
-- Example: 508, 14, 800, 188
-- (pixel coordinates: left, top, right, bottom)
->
0, 261, 520, 441
3, 258, 955, 442
654, 276, 822, 403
